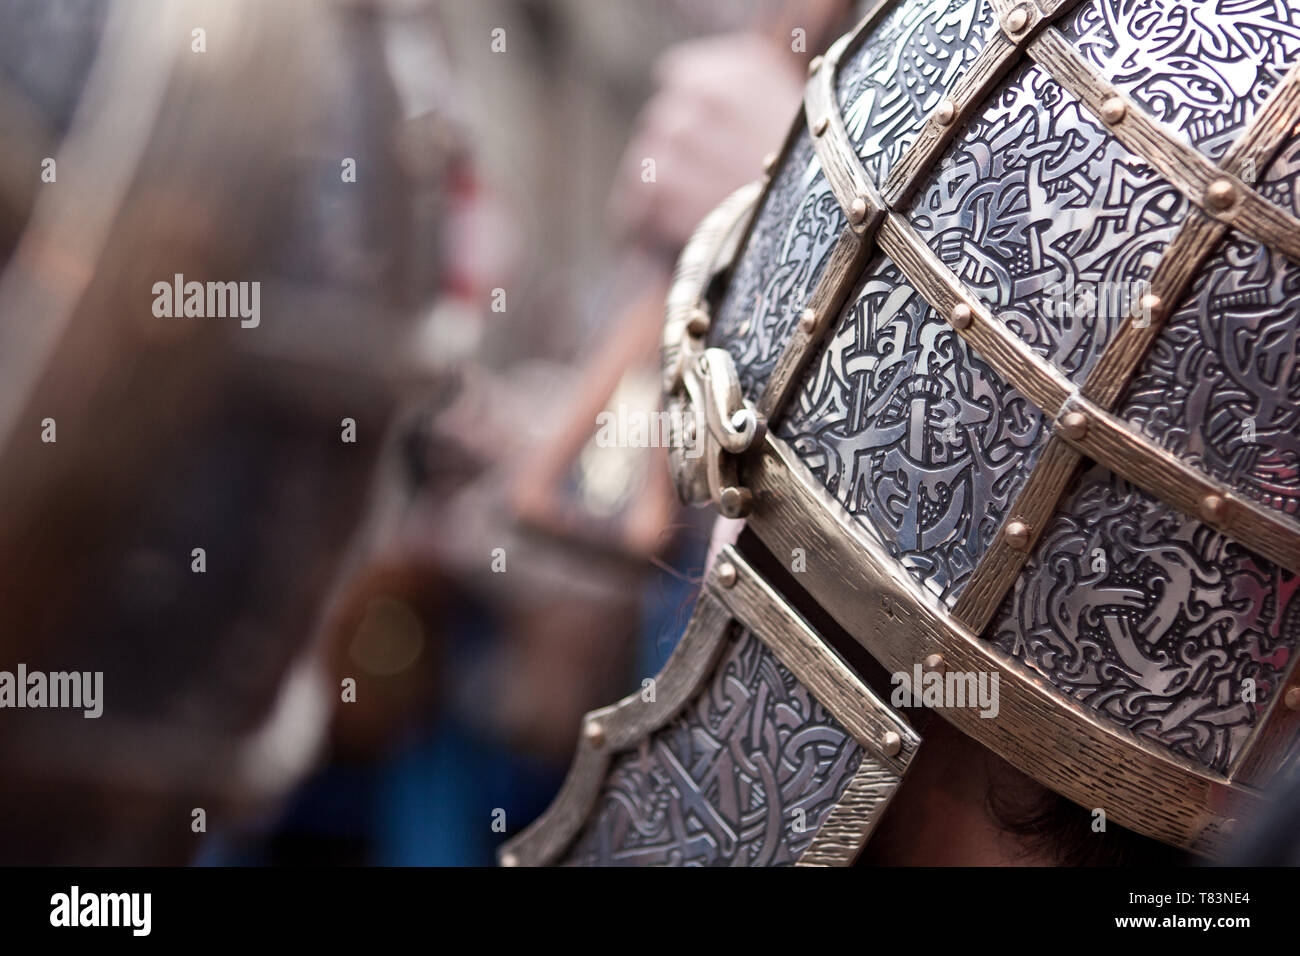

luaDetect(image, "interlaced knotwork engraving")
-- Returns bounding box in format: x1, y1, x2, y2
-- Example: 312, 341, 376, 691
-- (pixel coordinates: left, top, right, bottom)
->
908, 59, 1187, 382
561, 625, 864, 866
707, 134, 843, 395
778, 253, 1045, 604
1061, 0, 1300, 163
835, 0, 997, 183
991, 465, 1300, 773
705, 0, 1300, 771
1122, 143, 1300, 520
1122, 235, 1300, 521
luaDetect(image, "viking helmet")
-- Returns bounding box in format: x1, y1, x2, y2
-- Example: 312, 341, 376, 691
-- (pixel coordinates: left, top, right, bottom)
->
505, 0, 1300, 865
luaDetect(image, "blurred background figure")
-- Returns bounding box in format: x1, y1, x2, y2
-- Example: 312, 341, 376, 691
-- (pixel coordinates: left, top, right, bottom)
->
0, 0, 448, 863
0, 0, 850, 865
274, 0, 856, 866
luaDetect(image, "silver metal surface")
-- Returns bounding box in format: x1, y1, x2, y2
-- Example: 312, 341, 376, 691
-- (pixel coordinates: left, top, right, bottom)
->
1061, 0, 1300, 163
991, 464, 1299, 774
777, 252, 1047, 604
905, 57, 1188, 384
560, 623, 865, 866
707, 133, 843, 395
525, 0, 1300, 864
703, 0, 1300, 779
836, 0, 997, 183
503, 546, 919, 867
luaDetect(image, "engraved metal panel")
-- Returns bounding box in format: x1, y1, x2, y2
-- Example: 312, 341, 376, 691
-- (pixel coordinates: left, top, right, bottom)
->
561, 625, 864, 866
835, 0, 997, 184
1060, 0, 1300, 162
1121, 235, 1300, 520
708, 134, 843, 396
777, 253, 1047, 604
990, 464, 1300, 773
1120, 140, 1300, 520
708, 0, 997, 397
906, 60, 1188, 382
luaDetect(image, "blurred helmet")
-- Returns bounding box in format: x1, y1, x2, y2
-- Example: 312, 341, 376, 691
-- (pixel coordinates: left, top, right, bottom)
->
0, 0, 438, 862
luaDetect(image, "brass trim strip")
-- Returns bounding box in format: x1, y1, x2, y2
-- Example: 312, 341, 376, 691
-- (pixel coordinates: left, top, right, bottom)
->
950, 436, 1081, 626
1029, 28, 1300, 262
702, 0, 904, 429
1219, 59, 1300, 173
876, 211, 1300, 576
497, 541, 921, 866
1222, 65, 1300, 773
877, 212, 1076, 414
1055, 397, 1300, 573
1079, 210, 1224, 407
754, 12, 902, 427
957, 61, 1300, 630
497, 591, 734, 867
711, 545, 920, 866
636, 0, 1300, 860
1229, 63, 1300, 776
1233, 675, 1300, 785
1083, 58, 1300, 407
760, 0, 1094, 430
756, 228, 872, 422
880, 0, 1087, 207
880, 31, 1018, 208
744, 432, 1262, 857
803, 32, 886, 234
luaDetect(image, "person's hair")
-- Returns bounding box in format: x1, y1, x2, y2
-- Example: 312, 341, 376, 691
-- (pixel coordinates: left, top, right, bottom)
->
986, 770, 1188, 866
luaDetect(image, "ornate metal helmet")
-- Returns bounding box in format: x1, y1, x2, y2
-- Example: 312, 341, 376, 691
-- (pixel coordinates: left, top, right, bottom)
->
504, 0, 1300, 865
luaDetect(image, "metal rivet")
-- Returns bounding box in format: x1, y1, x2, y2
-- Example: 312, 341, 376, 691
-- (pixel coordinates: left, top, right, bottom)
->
1005, 7, 1029, 32
719, 487, 753, 518
762, 151, 778, 177
933, 99, 955, 125
882, 731, 902, 757
799, 307, 817, 333
849, 195, 869, 225
949, 303, 973, 329
584, 719, 605, 747
499, 851, 519, 868
1220, 818, 1240, 837
813, 117, 829, 137
924, 653, 945, 672
1059, 411, 1088, 441
1005, 520, 1030, 551
1138, 292, 1162, 320
1285, 686, 1300, 711
1205, 178, 1239, 211
1099, 95, 1127, 125
808, 55, 823, 76
716, 561, 738, 588
1201, 494, 1227, 523
686, 308, 709, 336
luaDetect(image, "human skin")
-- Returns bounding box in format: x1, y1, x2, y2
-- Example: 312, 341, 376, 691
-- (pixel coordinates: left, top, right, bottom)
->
859, 718, 1059, 865
609, 32, 806, 252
